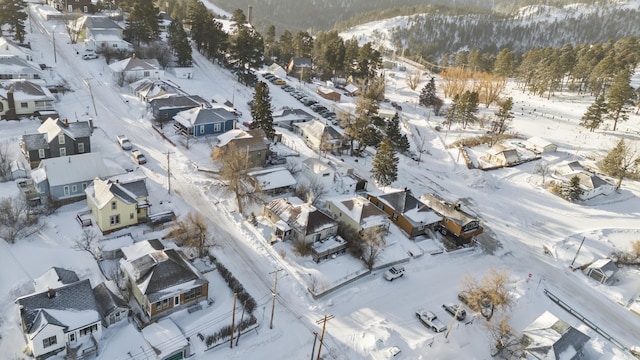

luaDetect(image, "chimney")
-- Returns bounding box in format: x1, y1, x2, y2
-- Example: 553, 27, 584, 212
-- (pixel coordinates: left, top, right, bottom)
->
63, 118, 69, 127
454, 202, 461, 210
247, 5, 253, 24
6, 89, 16, 120
47, 288, 56, 298
88, 118, 94, 133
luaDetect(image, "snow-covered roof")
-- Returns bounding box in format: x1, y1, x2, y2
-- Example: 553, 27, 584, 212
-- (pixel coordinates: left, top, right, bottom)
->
35, 153, 124, 187
33, 267, 80, 293
37, 117, 92, 143
0, 55, 41, 75
526, 136, 555, 148
420, 193, 479, 227
522, 311, 590, 360
87, 29, 128, 44
87, 175, 148, 210
294, 120, 342, 141
92, 282, 127, 320
0, 37, 33, 58
266, 197, 338, 235
328, 195, 389, 228
109, 57, 161, 73
173, 106, 236, 127
344, 83, 359, 94
141, 318, 188, 359
70, 15, 122, 32
248, 167, 297, 191
587, 258, 618, 277
272, 107, 314, 122
100, 233, 134, 252
0, 80, 54, 101
302, 158, 333, 174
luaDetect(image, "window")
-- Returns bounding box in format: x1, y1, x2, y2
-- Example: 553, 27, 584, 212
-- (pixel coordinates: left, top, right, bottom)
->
82, 183, 87, 190
143, 71, 150, 77
199, 125, 205, 134
64, 186, 70, 196
111, 201, 117, 210
155, 298, 171, 311
174, 296, 180, 306
183, 287, 202, 302
43, 336, 57, 348
72, 185, 77, 193
20, 102, 28, 108
110, 215, 120, 225
79, 324, 98, 336
38, 149, 45, 159
214, 123, 221, 132
58, 134, 65, 144
112, 44, 118, 48
130, 212, 134, 220
69, 333, 75, 342
59, 147, 66, 157
78, 143, 85, 153
392, 213, 398, 221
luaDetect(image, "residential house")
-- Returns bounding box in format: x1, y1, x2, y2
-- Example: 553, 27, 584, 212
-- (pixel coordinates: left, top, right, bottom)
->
420, 193, 484, 246
33, 267, 80, 293
158, 12, 173, 35
141, 318, 190, 360
109, 57, 164, 83
86, 28, 132, 52
286, 57, 312, 78
301, 158, 335, 190
16, 278, 102, 360
0, 56, 42, 80
586, 258, 618, 284
334, 166, 368, 194
248, 167, 297, 195
522, 311, 590, 360
21, 117, 93, 169
30, 152, 124, 205
173, 105, 237, 137
272, 106, 314, 130
92, 282, 128, 327
268, 63, 287, 79
264, 196, 338, 244
119, 239, 209, 320
325, 195, 390, 234
130, 78, 182, 103
0, 37, 33, 61
525, 136, 557, 153
368, 189, 441, 239
212, 128, 269, 168
294, 119, 343, 152
316, 87, 341, 102
0, 80, 55, 120
150, 94, 208, 123
48, 0, 92, 13
482, 144, 521, 167
554, 161, 616, 200
84, 174, 150, 233
69, 16, 124, 49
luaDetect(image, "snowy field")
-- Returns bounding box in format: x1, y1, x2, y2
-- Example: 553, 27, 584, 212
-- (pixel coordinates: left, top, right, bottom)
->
0, 3, 639, 360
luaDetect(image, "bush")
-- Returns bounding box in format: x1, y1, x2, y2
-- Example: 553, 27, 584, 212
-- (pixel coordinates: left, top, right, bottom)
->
209, 255, 257, 315
292, 239, 313, 256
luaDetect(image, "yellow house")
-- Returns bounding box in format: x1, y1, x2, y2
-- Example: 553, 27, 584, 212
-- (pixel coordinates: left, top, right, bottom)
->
85, 175, 150, 233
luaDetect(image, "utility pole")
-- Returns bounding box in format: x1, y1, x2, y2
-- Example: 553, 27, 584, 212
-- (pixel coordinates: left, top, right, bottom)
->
52, 29, 57, 64
165, 150, 174, 195
310, 332, 318, 360
571, 236, 586, 267
269, 268, 283, 329
235, 300, 246, 347
84, 79, 98, 116
444, 303, 463, 339
230, 292, 237, 349
315, 314, 334, 360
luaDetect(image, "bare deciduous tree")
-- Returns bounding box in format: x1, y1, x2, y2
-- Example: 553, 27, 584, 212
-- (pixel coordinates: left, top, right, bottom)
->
165, 212, 212, 258
533, 161, 551, 185
0, 141, 11, 181
0, 197, 38, 244
360, 226, 386, 270
461, 267, 513, 321
214, 143, 264, 215
73, 228, 101, 261
405, 71, 423, 91
295, 178, 327, 206
486, 315, 523, 359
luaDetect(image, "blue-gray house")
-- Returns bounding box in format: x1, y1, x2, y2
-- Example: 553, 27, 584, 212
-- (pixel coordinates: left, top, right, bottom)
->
30, 152, 124, 205
149, 94, 208, 124
173, 105, 237, 137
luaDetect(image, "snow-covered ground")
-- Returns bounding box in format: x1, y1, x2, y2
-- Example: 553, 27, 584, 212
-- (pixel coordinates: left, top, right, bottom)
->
0, 4, 640, 360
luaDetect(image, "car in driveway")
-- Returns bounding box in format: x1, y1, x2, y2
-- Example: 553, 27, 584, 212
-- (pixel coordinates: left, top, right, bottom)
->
383, 266, 405, 281
415, 309, 447, 332
82, 52, 98, 60
442, 304, 466, 321
131, 149, 147, 164
116, 135, 132, 150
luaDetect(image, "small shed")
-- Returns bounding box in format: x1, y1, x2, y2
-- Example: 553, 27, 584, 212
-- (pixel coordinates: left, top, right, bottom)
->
10, 160, 28, 180
525, 136, 557, 153
344, 84, 359, 96
586, 258, 618, 284
316, 87, 341, 102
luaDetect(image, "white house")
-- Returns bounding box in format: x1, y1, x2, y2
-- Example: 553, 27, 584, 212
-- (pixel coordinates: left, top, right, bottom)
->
0, 80, 55, 120
16, 278, 102, 359
248, 167, 297, 195
0, 37, 33, 61
264, 196, 339, 244
0, 56, 42, 81
482, 144, 521, 167
109, 57, 164, 83
554, 161, 616, 200
301, 158, 335, 190
525, 136, 557, 153
293, 119, 343, 152
325, 195, 390, 234
85, 28, 132, 51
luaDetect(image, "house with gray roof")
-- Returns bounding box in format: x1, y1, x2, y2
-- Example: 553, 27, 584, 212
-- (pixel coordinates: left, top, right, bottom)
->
68, 16, 125, 49
586, 258, 618, 284
92, 282, 128, 327
522, 311, 590, 360
264, 196, 338, 244
0, 80, 55, 120
0, 55, 42, 80
85, 173, 150, 233
420, 193, 483, 246
368, 189, 441, 239
150, 94, 208, 124
554, 161, 616, 200
119, 239, 209, 320
33, 267, 80, 293
212, 128, 269, 168
130, 78, 182, 103
31, 152, 124, 205
16, 278, 102, 360
293, 119, 343, 152
325, 195, 390, 234
173, 104, 237, 137
272, 106, 314, 130
109, 57, 164, 82
21, 117, 93, 169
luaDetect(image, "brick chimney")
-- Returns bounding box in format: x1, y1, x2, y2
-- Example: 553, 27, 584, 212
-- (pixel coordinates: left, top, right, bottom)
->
47, 288, 56, 298
6, 89, 17, 120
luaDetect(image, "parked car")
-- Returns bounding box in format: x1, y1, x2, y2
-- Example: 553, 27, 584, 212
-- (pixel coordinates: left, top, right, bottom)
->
131, 149, 147, 164
442, 304, 466, 321
263, 73, 275, 80
273, 78, 286, 85
391, 102, 403, 111
301, 98, 318, 106
267, 157, 287, 165
82, 52, 98, 60
383, 266, 405, 281
458, 291, 491, 309
415, 309, 447, 332
292, 92, 305, 100
116, 135, 132, 150
282, 85, 295, 92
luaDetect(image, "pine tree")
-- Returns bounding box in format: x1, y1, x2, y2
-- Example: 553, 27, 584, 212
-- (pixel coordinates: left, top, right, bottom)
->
458, 90, 479, 129
167, 20, 191, 67
580, 96, 606, 132
419, 77, 437, 108
0, 0, 27, 43
371, 140, 398, 188
250, 82, 275, 140
563, 176, 584, 202
386, 113, 409, 153
124, 0, 161, 46
491, 97, 514, 136
600, 139, 640, 189
605, 69, 633, 131
493, 48, 515, 77
230, 26, 264, 72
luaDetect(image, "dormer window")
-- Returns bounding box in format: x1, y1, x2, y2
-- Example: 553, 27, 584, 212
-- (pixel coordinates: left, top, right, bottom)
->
58, 134, 65, 145
111, 201, 117, 210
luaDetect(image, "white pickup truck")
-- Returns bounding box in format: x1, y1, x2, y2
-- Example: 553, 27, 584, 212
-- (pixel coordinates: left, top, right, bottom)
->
116, 135, 132, 150
383, 266, 405, 281
415, 309, 447, 333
